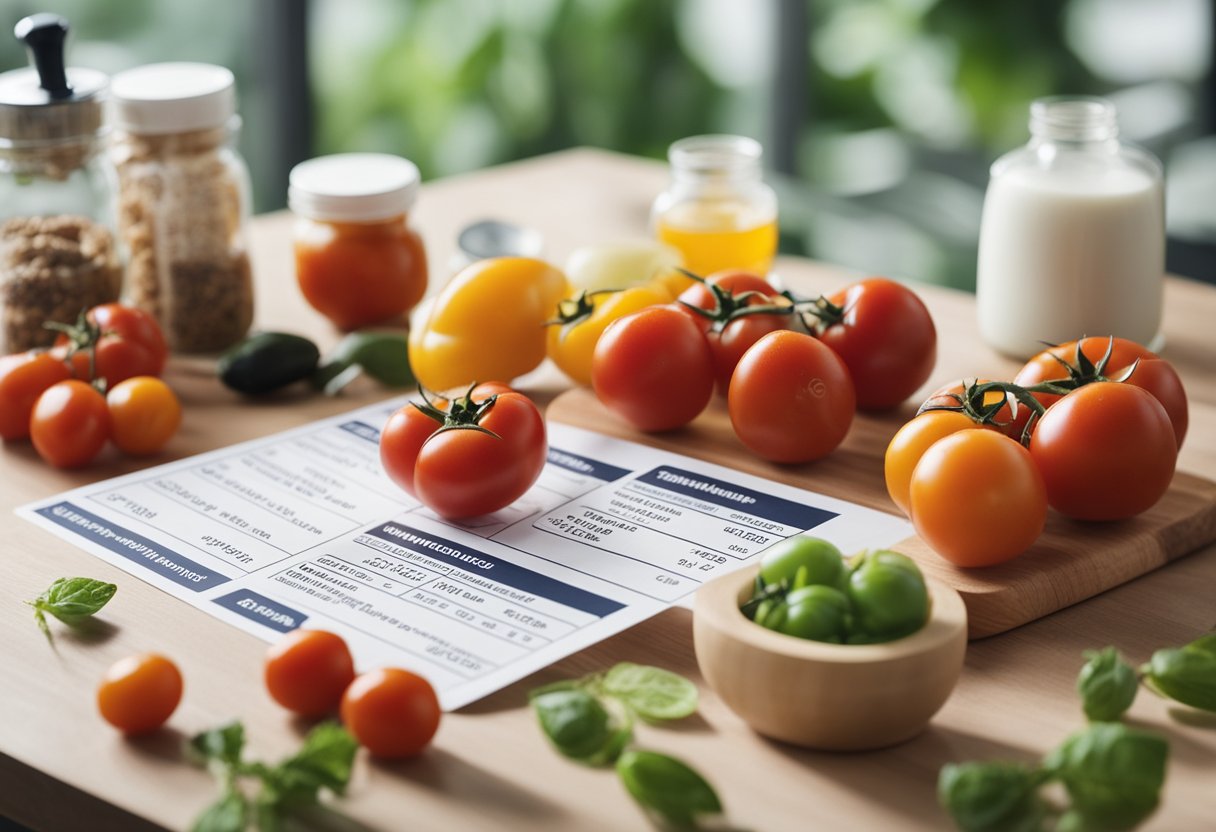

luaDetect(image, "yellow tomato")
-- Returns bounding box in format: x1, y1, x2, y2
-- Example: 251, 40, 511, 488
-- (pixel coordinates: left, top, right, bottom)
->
408, 258, 568, 391
546, 281, 675, 386
106, 376, 182, 456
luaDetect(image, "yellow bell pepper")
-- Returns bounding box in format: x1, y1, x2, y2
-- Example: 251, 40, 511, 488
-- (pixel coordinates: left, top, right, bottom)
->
545, 280, 676, 386
409, 257, 569, 391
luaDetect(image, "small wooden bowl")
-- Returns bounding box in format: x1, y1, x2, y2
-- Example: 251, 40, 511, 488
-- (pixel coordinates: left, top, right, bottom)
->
693, 566, 967, 751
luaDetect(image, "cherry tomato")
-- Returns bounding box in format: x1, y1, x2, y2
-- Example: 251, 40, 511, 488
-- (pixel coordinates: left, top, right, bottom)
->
845, 550, 929, 640
546, 281, 674, 386
30, 380, 110, 468
97, 653, 183, 736
1014, 337, 1187, 447
54, 303, 168, 387
106, 376, 181, 456
1029, 382, 1176, 521
592, 305, 715, 432
808, 278, 936, 411
341, 668, 441, 758
909, 429, 1046, 567
381, 383, 547, 519
727, 330, 855, 463
884, 410, 979, 516
264, 629, 356, 718
678, 271, 793, 395
0, 351, 71, 440
759, 537, 845, 590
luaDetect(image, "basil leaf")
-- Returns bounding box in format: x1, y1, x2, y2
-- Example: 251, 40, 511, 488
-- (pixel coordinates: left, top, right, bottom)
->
616, 749, 722, 829
602, 663, 698, 721
191, 791, 248, 832
269, 722, 359, 805
532, 688, 631, 766
1077, 647, 1138, 722
189, 722, 246, 768
937, 762, 1048, 832
1142, 634, 1216, 712
1043, 722, 1168, 831
30, 577, 117, 640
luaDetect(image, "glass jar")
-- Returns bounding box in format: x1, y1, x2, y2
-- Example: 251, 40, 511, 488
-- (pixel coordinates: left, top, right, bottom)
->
110, 62, 254, 353
976, 97, 1165, 359
288, 153, 428, 331
0, 15, 121, 353
652, 135, 778, 277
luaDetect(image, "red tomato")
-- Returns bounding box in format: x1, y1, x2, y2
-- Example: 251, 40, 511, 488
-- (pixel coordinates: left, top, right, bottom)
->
341, 668, 441, 758
1029, 382, 1176, 521
30, 380, 110, 468
884, 411, 978, 516
1014, 337, 1186, 447
727, 330, 855, 463
0, 351, 71, 440
53, 303, 167, 387
910, 429, 1046, 567
97, 653, 183, 736
592, 305, 715, 432
264, 629, 356, 717
809, 278, 936, 411
381, 383, 546, 519
678, 272, 794, 394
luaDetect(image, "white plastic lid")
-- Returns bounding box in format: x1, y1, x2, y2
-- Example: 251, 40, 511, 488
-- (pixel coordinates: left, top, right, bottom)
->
110, 62, 235, 134
288, 153, 420, 222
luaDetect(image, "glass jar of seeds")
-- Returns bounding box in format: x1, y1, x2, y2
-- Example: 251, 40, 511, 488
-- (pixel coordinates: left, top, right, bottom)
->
0, 15, 122, 354
110, 62, 254, 353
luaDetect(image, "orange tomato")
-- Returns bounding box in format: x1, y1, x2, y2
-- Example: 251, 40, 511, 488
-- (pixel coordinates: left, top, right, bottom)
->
106, 376, 181, 456
30, 380, 109, 468
295, 217, 428, 330
909, 429, 1046, 567
97, 653, 183, 735
884, 411, 979, 516
264, 629, 356, 718
0, 351, 71, 440
341, 668, 441, 758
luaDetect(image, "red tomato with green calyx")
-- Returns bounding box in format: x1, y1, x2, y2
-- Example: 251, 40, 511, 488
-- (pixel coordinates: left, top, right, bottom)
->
381, 382, 546, 519
728, 330, 855, 463
52, 304, 167, 388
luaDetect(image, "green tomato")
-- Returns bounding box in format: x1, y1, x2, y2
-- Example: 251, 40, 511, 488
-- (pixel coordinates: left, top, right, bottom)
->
759, 537, 845, 590
846, 551, 929, 641
776, 585, 852, 643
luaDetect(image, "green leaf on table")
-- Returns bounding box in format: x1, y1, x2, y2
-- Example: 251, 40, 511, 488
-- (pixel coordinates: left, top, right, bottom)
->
29, 577, 117, 642
264, 722, 359, 808
191, 791, 248, 832
532, 688, 631, 766
937, 761, 1049, 832
1043, 722, 1168, 831
1077, 647, 1138, 722
616, 749, 722, 829
602, 662, 698, 721
188, 722, 246, 768
1141, 633, 1216, 713
313, 331, 414, 395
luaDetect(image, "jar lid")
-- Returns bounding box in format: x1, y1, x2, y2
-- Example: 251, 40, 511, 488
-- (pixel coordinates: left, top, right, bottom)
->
110, 62, 236, 134
288, 153, 421, 222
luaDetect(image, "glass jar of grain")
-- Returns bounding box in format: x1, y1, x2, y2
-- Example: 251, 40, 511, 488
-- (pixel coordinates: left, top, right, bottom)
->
110, 62, 254, 353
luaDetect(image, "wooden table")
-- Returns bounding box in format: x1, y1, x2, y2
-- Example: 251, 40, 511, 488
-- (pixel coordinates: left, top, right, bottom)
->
3, 149, 1215, 831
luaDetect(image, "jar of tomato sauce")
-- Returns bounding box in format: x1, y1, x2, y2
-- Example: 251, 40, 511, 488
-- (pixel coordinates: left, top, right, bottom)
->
288, 153, 427, 330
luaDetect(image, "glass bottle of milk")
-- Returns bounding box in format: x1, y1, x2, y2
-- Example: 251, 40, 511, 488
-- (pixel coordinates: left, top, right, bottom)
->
976, 97, 1164, 359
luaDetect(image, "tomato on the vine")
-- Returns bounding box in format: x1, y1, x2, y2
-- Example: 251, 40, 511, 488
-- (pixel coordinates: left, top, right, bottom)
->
30, 380, 110, 468
884, 410, 978, 516
52, 304, 167, 387
909, 429, 1046, 567
677, 271, 794, 395
341, 668, 441, 758
381, 382, 546, 519
592, 305, 715, 432
802, 278, 936, 411
264, 629, 356, 717
1029, 382, 1176, 521
0, 351, 71, 440
106, 376, 181, 456
1014, 336, 1187, 448
727, 330, 855, 463
546, 281, 674, 386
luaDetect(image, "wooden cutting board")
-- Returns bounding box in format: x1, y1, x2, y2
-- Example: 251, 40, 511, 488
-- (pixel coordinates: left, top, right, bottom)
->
547, 386, 1216, 639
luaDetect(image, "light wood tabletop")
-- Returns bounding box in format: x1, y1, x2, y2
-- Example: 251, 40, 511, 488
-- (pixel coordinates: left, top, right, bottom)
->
3, 148, 1215, 831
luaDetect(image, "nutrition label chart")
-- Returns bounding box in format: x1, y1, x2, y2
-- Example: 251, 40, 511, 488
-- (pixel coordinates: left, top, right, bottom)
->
20, 397, 911, 709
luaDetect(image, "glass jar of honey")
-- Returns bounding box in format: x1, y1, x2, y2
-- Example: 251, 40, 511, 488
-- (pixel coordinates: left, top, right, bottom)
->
652, 135, 778, 277
288, 153, 427, 331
